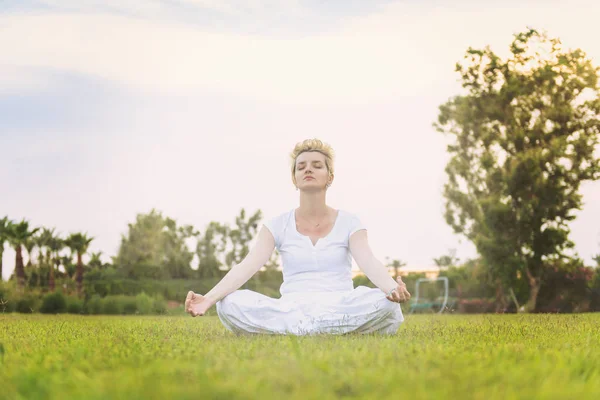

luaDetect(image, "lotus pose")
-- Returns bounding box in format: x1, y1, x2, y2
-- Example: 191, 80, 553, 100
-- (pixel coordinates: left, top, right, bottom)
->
185, 139, 411, 335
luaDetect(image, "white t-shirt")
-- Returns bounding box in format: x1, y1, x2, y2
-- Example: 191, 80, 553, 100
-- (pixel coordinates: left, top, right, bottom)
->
263, 209, 366, 295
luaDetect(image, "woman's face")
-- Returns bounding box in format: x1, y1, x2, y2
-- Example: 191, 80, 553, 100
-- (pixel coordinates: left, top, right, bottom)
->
294, 151, 332, 191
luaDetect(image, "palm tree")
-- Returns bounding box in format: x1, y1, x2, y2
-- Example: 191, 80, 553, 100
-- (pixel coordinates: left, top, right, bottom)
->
6, 219, 40, 291
36, 228, 55, 267
0, 216, 9, 281
65, 233, 94, 296
36, 228, 56, 289
47, 234, 64, 292
433, 249, 460, 269
25, 234, 43, 287
386, 258, 406, 279
89, 252, 104, 269
24, 236, 36, 267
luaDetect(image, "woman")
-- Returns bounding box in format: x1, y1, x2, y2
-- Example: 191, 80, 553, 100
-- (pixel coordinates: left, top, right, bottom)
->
185, 139, 411, 335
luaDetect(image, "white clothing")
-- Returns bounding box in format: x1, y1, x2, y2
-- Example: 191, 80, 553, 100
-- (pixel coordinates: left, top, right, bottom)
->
216, 209, 404, 335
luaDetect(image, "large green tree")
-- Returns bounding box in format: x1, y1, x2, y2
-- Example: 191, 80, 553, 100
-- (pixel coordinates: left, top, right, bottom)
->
114, 209, 197, 279
65, 233, 94, 296
435, 29, 600, 312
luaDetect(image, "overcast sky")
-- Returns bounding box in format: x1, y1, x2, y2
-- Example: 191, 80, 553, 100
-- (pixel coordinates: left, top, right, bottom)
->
2, 0, 600, 280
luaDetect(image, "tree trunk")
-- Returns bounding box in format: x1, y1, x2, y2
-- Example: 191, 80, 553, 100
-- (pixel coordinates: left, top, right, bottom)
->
524, 268, 541, 312
49, 262, 55, 292
495, 279, 508, 313
54, 255, 60, 293
76, 252, 83, 297
15, 245, 25, 292
0, 248, 3, 282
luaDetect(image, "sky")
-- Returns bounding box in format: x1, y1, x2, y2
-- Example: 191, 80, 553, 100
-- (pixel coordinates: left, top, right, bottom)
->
1, 0, 600, 280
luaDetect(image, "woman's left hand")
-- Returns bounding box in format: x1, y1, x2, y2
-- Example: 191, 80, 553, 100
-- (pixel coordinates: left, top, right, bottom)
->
386, 276, 411, 303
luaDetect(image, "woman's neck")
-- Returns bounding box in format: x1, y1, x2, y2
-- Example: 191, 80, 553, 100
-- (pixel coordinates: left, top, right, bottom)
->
297, 191, 329, 218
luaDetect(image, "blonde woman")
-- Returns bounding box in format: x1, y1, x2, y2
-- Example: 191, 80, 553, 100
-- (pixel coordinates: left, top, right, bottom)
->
185, 139, 410, 335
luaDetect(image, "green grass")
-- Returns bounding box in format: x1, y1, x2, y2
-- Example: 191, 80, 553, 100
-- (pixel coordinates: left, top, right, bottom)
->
1, 314, 599, 400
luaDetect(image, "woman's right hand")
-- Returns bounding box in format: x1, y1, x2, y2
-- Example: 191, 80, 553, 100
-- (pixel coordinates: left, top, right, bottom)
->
185, 291, 214, 317
386, 276, 411, 303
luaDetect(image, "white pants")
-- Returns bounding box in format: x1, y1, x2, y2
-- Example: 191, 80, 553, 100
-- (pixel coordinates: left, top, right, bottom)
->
216, 286, 404, 336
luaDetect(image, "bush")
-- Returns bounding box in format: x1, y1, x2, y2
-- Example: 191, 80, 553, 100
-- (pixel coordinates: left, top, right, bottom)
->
84, 274, 227, 302
153, 295, 167, 315
122, 296, 138, 315
67, 297, 84, 314
353, 275, 376, 289
439, 261, 497, 299
102, 295, 125, 315
590, 288, 600, 312
85, 295, 103, 315
40, 292, 68, 314
135, 292, 154, 314
1, 298, 15, 313
15, 293, 40, 313
0, 282, 15, 313
457, 298, 496, 313
537, 263, 595, 313
82, 293, 167, 315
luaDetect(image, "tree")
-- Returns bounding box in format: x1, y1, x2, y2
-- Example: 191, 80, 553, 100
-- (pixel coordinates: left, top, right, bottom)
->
385, 258, 406, 279
433, 249, 460, 268
47, 234, 64, 292
0, 216, 9, 281
223, 208, 262, 269
163, 217, 198, 279
6, 219, 40, 291
435, 28, 600, 312
88, 252, 105, 269
196, 221, 227, 279
24, 236, 36, 268
64, 233, 93, 296
61, 255, 75, 280
36, 228, 55, 267
114, 209, 196, 279
24, 234, 42, 288
263, 249, 280, 272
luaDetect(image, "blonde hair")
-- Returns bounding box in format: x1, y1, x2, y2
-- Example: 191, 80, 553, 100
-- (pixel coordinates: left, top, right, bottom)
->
290, 138, 335, 186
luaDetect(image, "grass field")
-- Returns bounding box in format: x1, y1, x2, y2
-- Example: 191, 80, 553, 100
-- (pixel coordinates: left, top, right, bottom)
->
1, 313, 599, 400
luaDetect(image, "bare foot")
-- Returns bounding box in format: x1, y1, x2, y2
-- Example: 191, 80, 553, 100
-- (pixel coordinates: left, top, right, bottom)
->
185, 291, 211, 317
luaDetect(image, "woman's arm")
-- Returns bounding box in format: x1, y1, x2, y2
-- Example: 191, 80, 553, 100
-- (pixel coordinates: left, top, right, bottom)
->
349, 230, 397, 293
186, 226, 275, 315
349, 230, 411, 302
205, 226, 275, 303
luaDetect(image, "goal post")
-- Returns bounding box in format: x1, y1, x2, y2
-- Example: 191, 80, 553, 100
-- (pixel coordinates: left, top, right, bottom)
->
409, 277, 449, 314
